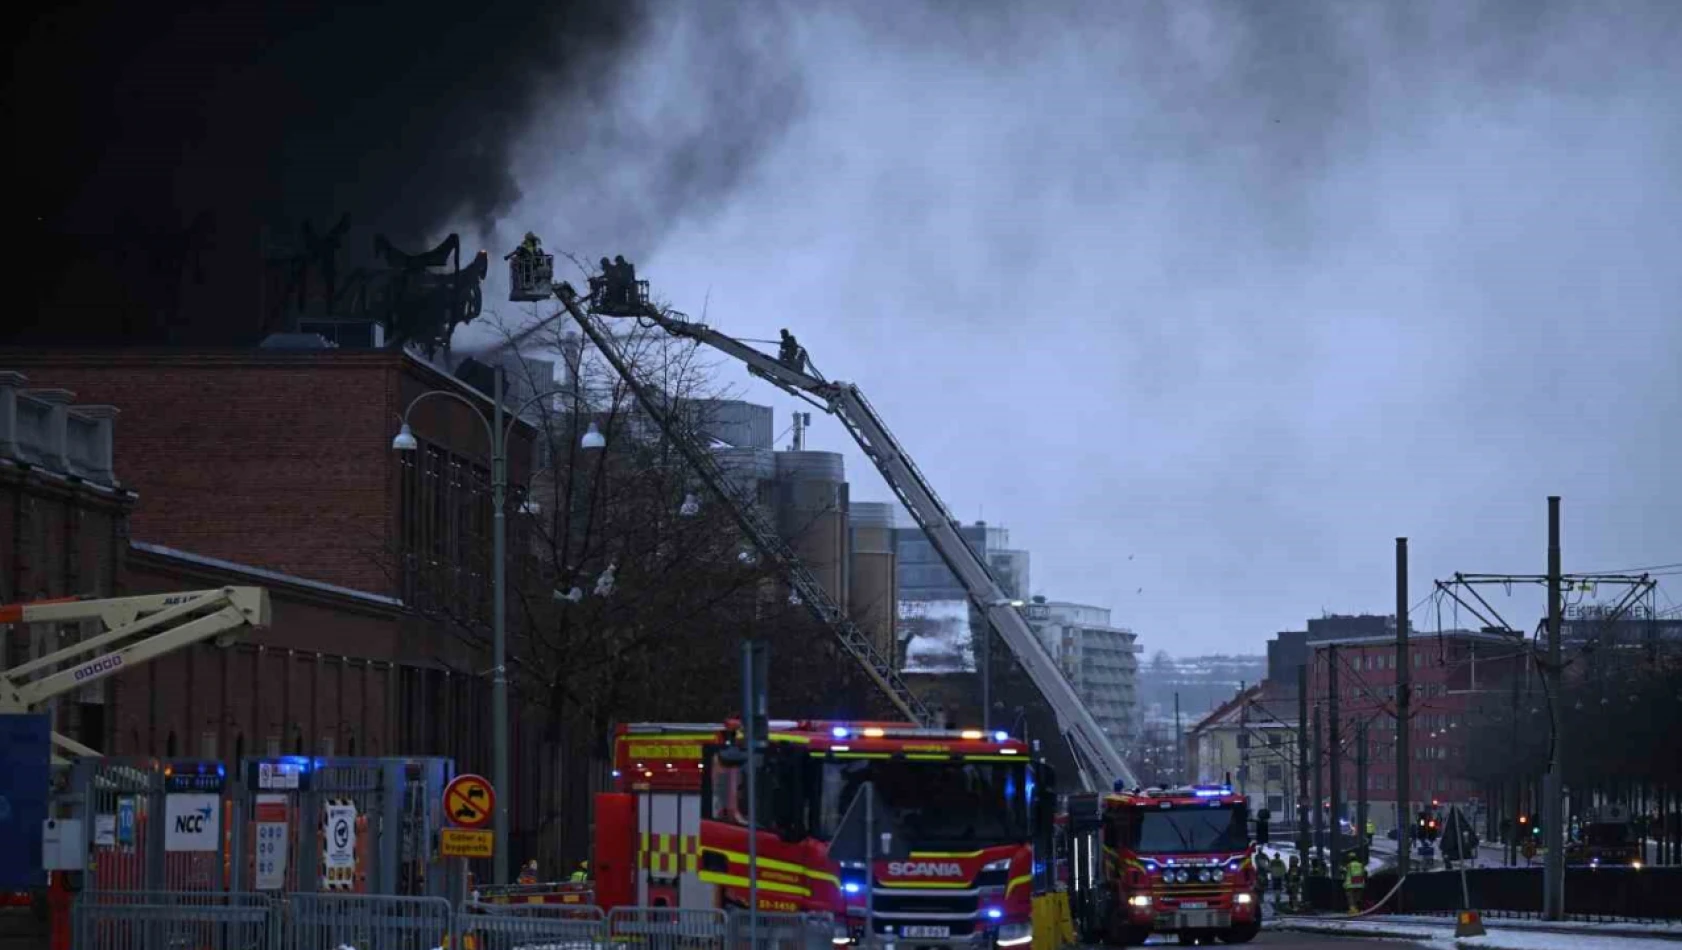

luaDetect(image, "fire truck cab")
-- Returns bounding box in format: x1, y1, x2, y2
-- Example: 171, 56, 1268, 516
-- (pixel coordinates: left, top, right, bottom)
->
1566, 805, 1642, 869
595, 720, 1055, 949
1065, 784, 1261, 947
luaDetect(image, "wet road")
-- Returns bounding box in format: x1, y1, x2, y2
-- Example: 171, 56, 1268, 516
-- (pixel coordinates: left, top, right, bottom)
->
1129, 931, 1429, 949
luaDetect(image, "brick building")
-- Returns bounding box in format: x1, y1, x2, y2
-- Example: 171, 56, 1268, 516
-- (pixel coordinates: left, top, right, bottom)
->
1, 351, 550, 857
1306, 628, 1523, 833
1, 371, 134, 751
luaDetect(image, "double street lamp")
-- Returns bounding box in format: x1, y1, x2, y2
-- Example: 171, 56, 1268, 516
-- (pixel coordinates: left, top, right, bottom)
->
392, 364, 604, 885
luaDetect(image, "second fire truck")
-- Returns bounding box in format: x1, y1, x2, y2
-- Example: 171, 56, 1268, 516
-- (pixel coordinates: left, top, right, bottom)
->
594, 720, 1056, 948
1064, 784, 1263, 946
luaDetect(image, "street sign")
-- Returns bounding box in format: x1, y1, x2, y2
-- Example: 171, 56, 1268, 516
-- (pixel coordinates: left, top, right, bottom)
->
440, 827, 495, 859
324, 802, 357, 871
254, 794, 289, 890
116, 797, 136, 846
444, 774, 496, 829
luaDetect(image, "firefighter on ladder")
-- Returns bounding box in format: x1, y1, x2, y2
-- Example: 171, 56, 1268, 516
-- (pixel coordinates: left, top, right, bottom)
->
1342, 851, 1367, 914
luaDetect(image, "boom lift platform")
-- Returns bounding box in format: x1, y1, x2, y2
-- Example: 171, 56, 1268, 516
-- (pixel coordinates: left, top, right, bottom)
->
1, 587, 272, 762
509, 249, 1135, 791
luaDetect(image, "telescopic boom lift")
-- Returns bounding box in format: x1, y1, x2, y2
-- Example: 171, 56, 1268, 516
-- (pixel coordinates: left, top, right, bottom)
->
507, 251, 1134, 791
1, 587, 272, 763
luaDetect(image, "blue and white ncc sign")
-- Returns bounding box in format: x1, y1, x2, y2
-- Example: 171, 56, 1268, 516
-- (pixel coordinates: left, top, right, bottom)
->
164, 793, 221, 853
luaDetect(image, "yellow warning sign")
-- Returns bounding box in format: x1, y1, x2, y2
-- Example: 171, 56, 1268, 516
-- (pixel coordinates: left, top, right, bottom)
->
444, 774, 495, 829
441, 828, 495, 859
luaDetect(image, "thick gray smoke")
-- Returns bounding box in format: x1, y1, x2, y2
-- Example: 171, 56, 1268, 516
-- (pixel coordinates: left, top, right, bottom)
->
501, 0, 1682, 650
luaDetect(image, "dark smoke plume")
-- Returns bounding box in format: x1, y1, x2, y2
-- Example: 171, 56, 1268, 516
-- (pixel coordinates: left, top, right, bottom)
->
6, 0, 646, 345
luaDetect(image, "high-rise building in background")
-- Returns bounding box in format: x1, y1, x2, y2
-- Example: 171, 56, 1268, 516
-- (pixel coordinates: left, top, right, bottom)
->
1025, 597, 1141, 742
894, 521, 1030, 602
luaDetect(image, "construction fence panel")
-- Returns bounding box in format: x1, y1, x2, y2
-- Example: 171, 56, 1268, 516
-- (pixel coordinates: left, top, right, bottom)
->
76, 758, 236, 894
608, 906, 727, 950
282, 892, 453, 950
72, 890, 276, 950
458, 900, 608, 949
237, 756, 456, 897
725, 910, 834, 950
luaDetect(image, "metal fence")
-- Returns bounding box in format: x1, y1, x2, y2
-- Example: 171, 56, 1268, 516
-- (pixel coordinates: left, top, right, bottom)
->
608, 906, 727, 950
282, 893, 453, 950
724, 910, 834, 950
76, 758, 236, 894
73, 890, 275, 950
235, 757, 455, 897
70, 895, 843, 950
459, 900, 607, 949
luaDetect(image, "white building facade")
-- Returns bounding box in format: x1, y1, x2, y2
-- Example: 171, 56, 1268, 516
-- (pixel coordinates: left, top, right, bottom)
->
1025, 598, 1141, 743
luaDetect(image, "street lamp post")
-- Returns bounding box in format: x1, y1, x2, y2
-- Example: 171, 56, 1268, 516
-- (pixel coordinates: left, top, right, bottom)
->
393, 365, 602, 885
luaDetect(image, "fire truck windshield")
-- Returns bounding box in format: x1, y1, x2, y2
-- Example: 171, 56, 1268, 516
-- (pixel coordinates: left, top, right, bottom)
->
812, 758, 1028, 848
1585, 823, 1631, 847
1130, 805, 1249, 855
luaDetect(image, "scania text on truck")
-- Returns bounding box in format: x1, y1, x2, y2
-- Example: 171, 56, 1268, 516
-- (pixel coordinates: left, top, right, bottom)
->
593, 720, 1057, 948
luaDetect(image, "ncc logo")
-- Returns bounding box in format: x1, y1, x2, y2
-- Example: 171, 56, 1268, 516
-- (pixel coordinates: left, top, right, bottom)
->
176, 805, 215, 835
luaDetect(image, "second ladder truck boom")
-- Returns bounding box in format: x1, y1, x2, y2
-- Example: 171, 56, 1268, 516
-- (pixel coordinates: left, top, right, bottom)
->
511, 250, 1134, 792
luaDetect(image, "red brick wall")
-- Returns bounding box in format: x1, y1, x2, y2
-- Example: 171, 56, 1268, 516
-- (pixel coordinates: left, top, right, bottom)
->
0, 350, 535, 598
116, 547, 405, 761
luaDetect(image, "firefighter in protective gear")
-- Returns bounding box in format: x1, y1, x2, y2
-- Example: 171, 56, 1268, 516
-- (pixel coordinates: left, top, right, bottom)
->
1342, 853, 1366, 914
1285, 856, 1302, 912
1269, 854, 1287, 909
570, 860, 589, 883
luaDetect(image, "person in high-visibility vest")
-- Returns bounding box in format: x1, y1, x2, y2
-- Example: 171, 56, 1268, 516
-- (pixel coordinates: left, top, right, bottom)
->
1268, 854, 1287, 910
570, 860, 589, 883
1342, 853, 1367, 914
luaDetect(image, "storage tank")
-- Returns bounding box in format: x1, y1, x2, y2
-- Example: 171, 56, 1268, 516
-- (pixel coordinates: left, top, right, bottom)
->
774, 451, 849, 613
849, 503, 898, 662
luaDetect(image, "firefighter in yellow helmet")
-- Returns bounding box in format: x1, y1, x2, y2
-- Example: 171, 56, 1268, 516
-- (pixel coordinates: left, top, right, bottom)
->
1342, 851, 1367, 914
570, 860, 590, 884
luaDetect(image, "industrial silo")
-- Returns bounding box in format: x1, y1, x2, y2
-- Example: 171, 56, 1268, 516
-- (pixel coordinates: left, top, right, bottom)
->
848, 502, 898, 664
773, 450, 850, 614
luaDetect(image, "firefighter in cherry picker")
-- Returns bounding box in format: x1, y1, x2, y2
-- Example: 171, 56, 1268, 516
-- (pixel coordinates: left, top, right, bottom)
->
1342, 850, 1367, 914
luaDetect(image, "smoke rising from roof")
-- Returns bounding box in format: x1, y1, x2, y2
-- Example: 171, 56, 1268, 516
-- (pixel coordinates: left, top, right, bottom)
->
503, 0, 1682, 651
8, 0, 804, 345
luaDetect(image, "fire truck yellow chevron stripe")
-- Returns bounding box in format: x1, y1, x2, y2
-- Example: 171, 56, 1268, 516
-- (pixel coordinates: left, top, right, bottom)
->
1007, 873, 1033, 893
699, 847, 839, 885
697, 871, 811, 895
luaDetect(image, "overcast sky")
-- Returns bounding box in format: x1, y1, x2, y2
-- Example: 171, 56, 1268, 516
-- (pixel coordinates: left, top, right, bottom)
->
465, 0, 1682, 656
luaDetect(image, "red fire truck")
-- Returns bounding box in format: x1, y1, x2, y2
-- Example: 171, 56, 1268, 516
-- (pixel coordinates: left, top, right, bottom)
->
594, 720, 1054, 948
1065, 784, 1262, 946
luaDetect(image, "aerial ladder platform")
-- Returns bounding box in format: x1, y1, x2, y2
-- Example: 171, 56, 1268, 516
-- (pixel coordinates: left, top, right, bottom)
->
508, 249, 1135, 791
1, 586, 272, 763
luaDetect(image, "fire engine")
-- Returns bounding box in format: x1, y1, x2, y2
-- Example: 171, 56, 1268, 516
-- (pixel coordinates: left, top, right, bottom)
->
1064, 784, 1262, 946
594, 720, 1055, 948
1566, 805, 1643, 869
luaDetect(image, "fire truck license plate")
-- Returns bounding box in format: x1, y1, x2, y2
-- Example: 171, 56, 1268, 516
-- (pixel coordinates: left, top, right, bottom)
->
901, 926, 950, 939
1179, 910, 1226, 929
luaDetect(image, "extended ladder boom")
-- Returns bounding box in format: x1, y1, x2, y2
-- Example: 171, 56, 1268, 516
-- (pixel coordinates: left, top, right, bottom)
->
553, 289, 1133, 791
554, 289, 933, 726
1, 587, 272, 760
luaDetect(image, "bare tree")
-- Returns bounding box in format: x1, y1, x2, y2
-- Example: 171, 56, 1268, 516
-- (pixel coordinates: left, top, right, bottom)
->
387, 305, 884, 869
